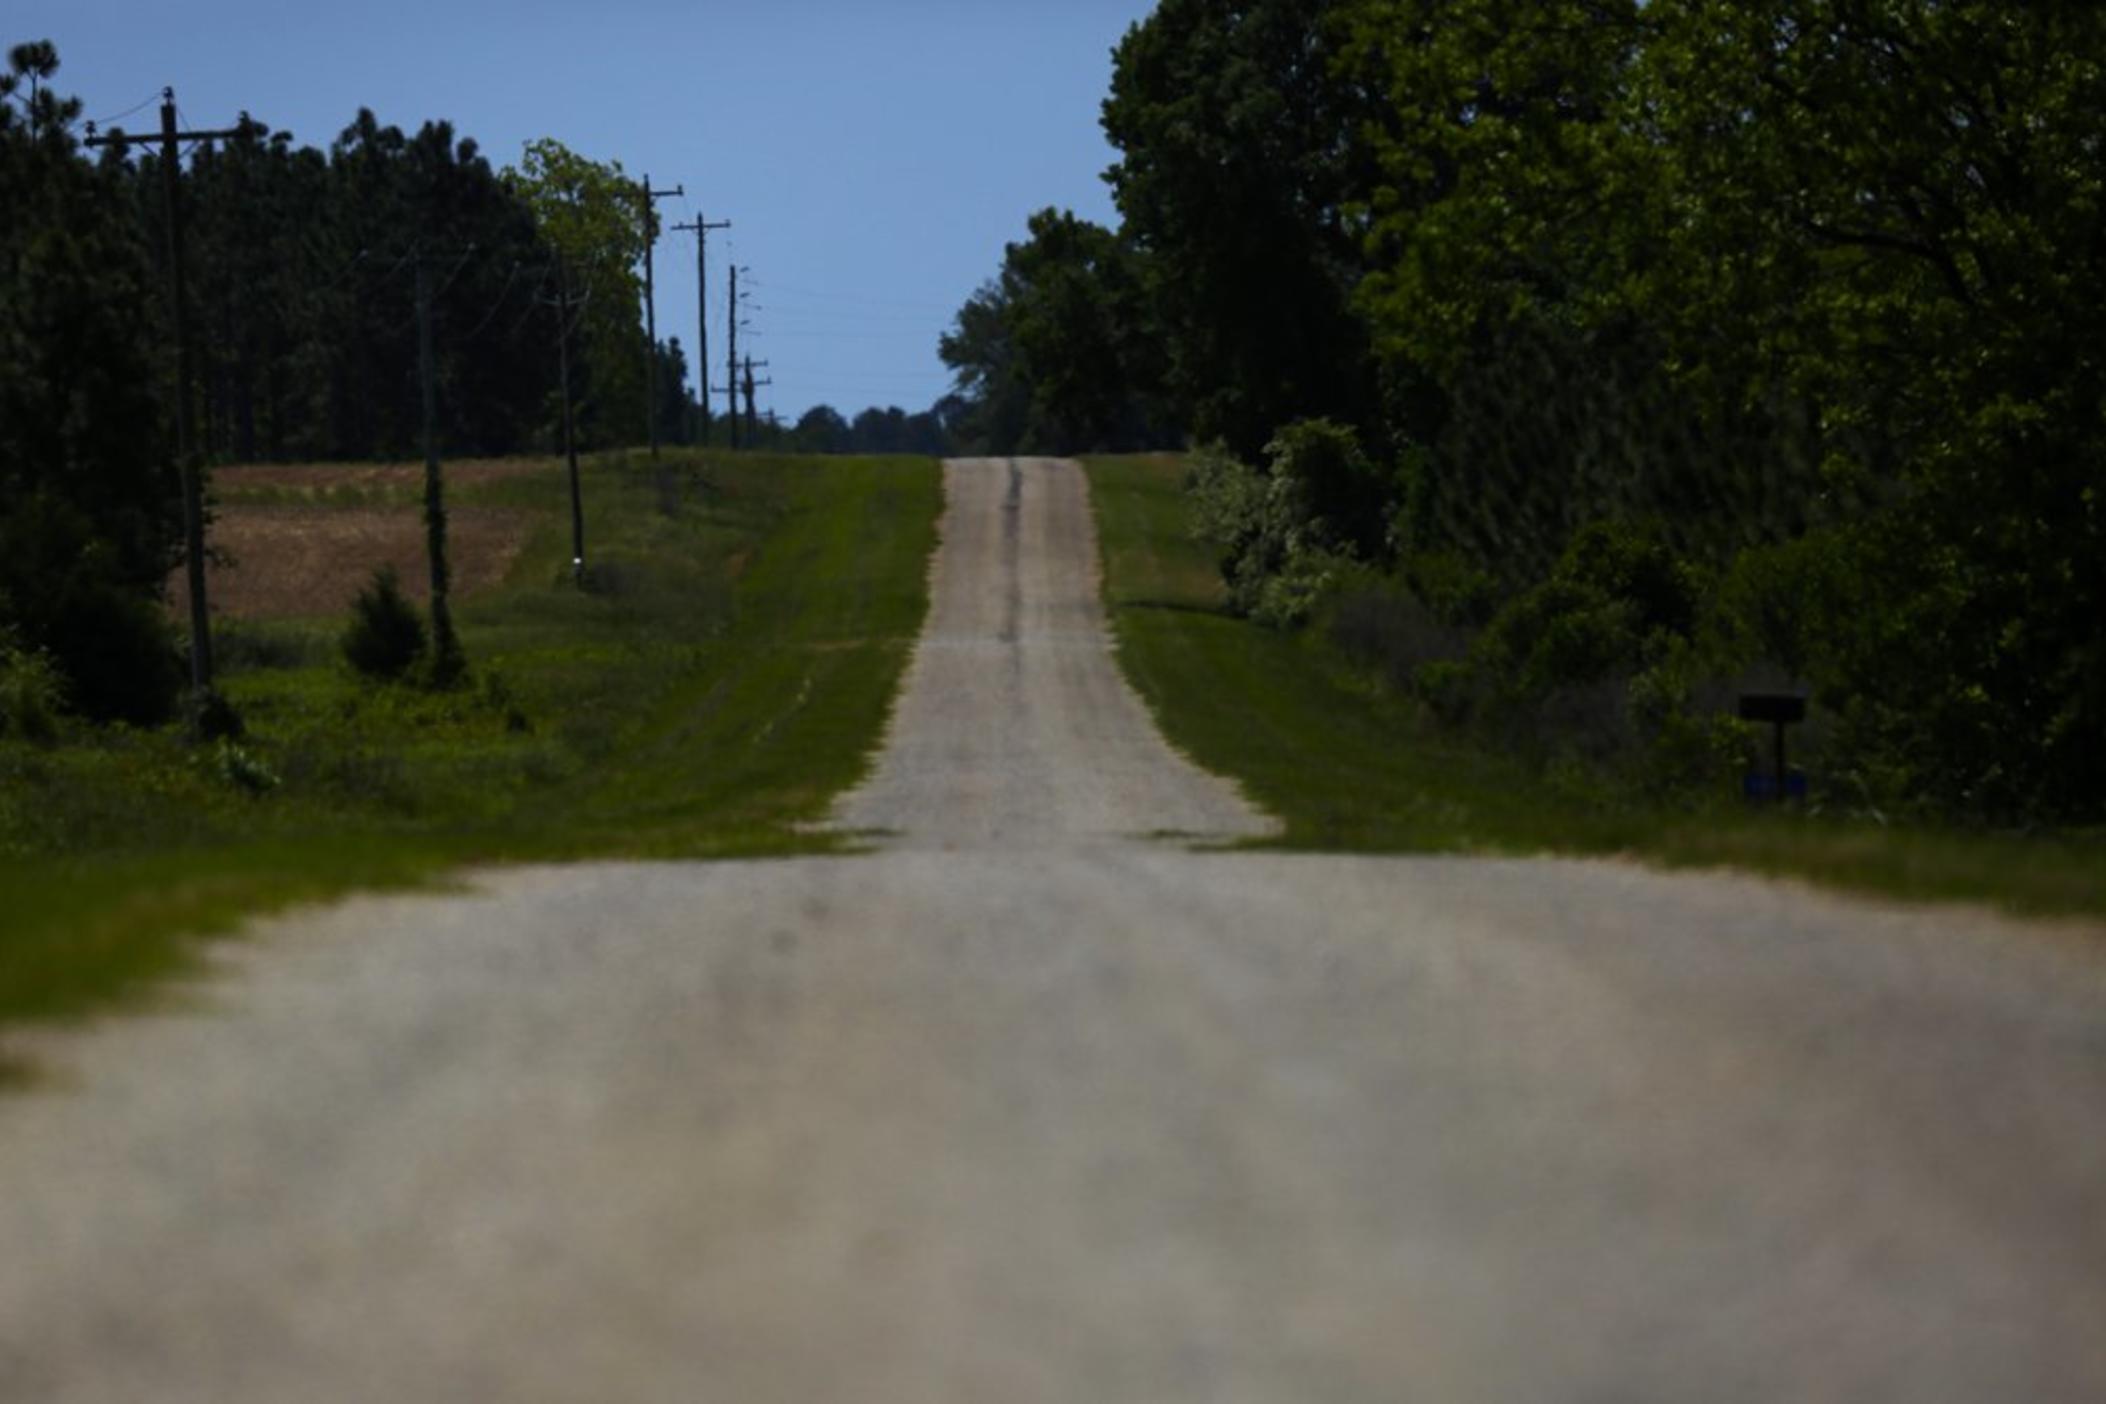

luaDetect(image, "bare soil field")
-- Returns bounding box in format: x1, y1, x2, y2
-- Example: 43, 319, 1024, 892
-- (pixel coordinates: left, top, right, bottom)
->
166, 461, 547, 621
210, 458, 549, 501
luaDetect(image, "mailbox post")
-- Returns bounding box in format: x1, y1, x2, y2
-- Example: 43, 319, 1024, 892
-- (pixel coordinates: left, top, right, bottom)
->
1738, 692, 1807, 803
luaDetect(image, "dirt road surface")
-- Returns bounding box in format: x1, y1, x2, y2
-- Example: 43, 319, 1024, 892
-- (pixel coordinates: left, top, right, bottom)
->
4, 458, 2103, 1401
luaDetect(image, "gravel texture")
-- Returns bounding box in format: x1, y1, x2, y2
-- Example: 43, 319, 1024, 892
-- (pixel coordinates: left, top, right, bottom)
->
3, 458, 2103, 1402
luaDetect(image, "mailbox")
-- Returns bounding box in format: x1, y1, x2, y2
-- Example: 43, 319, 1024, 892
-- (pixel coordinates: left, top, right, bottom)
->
1739, 692, 1809, 803
1738, 693, 1807, 725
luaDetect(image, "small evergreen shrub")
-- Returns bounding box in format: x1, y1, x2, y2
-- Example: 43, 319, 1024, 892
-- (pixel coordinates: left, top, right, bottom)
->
342, 565, 427, 681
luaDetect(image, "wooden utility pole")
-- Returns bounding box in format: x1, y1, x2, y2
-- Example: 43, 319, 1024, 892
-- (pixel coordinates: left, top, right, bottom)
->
742, 356, 772, 443
541, 256, 590, 584
670, 215, 730, 445
637, 174, 683, 457
724, 263, 741, 449
85, 91, 249, 721
414, 251, 464, 683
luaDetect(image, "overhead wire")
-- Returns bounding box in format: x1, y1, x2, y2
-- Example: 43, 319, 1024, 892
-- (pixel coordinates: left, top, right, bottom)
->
457, 260, 524, 343
90, 90, 162, 127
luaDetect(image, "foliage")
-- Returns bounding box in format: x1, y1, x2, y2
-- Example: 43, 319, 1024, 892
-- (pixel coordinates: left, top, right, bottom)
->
1188, 421, 1389, 627
1101, 0, 1383, 459
943, 3, 2106, 821
115, 105, 565, 463
939, 209, 1169, 454
0, 630, 66, 744
504, 137, 648, 451
341, 565, 428, 681
209, 739, 281, 795
782, 403, 955, 457
0, 44, 183, 724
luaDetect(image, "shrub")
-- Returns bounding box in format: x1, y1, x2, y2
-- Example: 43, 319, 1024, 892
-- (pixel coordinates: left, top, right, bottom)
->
48, 584, 182, 726
341, 566, 427, 681
211, 740, 279, 795
1251, 546, 1353, 630
1475, 521, 1702, 700
1263, 419, 1391, 560
187, 687, 245, 742
0, 630, 65, 744
1399, 549, 1498, 628
1187, 421, 1395, 626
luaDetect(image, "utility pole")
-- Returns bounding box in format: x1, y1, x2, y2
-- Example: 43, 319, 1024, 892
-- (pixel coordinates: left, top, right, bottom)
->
742, 356, 772, 444
414, 250, 465, 683
541, 255, 591, 585
670, 214, 729, 445
85, 91, 250, 729
636, 174, 683, 457
725, 263, 741, 449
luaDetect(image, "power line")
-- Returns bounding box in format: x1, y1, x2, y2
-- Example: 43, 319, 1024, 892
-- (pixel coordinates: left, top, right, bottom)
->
751, 280, 953, 312
457, 260, 525, 343
90, 90, 163, 126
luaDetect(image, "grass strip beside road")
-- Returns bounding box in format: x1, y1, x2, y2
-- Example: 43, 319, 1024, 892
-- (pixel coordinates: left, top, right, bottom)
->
1084, 454, 2106, 919
0, 451, 940, 1033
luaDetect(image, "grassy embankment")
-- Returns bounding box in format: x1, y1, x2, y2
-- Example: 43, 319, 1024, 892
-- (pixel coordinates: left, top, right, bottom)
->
0, 451, 939, 1042
1086, 453, 2106, 919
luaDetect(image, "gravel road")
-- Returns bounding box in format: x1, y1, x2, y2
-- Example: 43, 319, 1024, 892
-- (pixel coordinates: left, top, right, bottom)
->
3, 458, 2103, 1401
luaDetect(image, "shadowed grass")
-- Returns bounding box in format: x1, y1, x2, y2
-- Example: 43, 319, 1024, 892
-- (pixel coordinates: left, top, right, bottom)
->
0, 450, 940, 1031
1084, 453, 2106, 920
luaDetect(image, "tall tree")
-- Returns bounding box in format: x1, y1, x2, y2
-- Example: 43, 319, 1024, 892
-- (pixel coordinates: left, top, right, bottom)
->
939, 209, 1168, 454
1101, 0, 1381, 459
505, 137, 648, 450
0, 42, 182, 721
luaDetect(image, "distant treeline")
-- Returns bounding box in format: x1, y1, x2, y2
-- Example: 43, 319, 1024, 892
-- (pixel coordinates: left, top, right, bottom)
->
776, 402, 959, 457
940, 1, 2106, 823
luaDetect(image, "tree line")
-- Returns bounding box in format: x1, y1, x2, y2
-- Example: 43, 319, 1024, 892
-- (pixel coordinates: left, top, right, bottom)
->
938, 0, 2106, 824
0, 40, 951, 733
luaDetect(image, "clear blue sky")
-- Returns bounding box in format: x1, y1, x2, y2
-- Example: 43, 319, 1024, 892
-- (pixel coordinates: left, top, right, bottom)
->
14, 0, 1157, 424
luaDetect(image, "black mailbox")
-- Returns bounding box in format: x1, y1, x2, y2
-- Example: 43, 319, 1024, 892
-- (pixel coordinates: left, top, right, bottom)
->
1738, 693, 1807, 725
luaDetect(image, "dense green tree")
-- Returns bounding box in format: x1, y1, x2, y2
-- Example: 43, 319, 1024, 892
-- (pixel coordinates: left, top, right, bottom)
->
1630, 1, 2106, 815
505, 137, 648, 451
0, 43, 182, 722
1101, 0, 1382, 459
939, 209, 1168, 454
792, 405, 850, 454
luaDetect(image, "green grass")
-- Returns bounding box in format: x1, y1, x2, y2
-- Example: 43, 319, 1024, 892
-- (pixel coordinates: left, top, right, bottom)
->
1085, 453, 2106, 920
0, 450, 940, 1029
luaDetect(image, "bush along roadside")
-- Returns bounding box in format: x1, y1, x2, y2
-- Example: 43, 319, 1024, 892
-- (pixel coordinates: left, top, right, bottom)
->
1181, 419, 2106, 829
